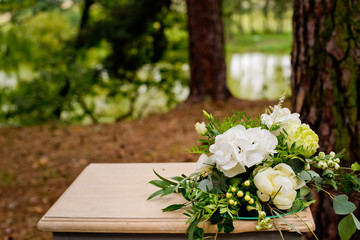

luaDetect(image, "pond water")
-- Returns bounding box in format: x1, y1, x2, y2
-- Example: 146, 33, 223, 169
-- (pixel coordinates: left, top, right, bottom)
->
227, 52, 291, 100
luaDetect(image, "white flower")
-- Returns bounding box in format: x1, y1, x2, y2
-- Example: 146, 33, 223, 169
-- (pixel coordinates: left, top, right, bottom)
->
254, 163, 305, 210
195, 122, 208, 136
261, 105, 301, 135
209, 125, 277, 177
195, 154, 214, 175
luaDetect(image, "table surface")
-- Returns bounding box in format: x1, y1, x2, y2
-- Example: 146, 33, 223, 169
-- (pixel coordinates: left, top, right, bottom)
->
37, 163, 315, 234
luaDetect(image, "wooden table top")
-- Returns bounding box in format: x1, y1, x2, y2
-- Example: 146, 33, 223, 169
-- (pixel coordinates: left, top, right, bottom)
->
37, 163, 315, 234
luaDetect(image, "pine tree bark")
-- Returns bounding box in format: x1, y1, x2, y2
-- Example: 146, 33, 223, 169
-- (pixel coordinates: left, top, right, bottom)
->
291, 0, 360, 239
186, 0, 230, 101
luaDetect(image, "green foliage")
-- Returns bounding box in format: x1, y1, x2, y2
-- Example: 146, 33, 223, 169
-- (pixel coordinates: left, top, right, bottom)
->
333, 195, 356, 215
0, 0, 189, 125
338, 213, 360, 240
351, 162, 360, 171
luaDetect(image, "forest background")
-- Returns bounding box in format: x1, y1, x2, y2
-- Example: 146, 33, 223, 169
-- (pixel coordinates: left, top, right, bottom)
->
2, 0, 357, 240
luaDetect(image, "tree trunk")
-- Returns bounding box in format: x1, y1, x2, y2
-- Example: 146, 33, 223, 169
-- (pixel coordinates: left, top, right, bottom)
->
291, 0, 360, 239
186, 0, 230, 101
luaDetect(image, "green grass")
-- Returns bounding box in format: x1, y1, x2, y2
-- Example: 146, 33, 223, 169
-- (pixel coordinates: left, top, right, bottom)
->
225, 32, 292, 54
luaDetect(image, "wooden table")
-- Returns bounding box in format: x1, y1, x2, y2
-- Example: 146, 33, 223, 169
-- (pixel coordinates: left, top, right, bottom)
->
37, 163, 315, 239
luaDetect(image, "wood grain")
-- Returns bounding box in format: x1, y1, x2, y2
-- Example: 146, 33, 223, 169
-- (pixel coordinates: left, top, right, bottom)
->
37, 163, 315, 233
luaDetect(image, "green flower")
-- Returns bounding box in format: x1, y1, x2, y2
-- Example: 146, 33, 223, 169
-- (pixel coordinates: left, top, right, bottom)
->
285, 122, 319, 157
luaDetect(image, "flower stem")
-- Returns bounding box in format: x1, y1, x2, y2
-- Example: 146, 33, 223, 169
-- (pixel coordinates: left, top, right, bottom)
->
293, 211, 319, 240
311, 184, 335, 199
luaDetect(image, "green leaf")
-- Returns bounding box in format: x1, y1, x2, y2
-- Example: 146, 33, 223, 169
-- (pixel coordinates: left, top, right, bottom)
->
351, 162, 360, 171
186, 219, 202, 240
147, 189, 164, 200
351, 213, 360, 230
273, 216, 285, 240
160, 186, 176, 197
210, 210, 223, 224
148, 180, 169, 189
286, 158, 305, 174
333, 194, 356, 215
222, 217, 234, 234
299, 186, 311, 198
326, 178, 338, 190
198, 179, 213, 191
338, 214, 357, 240
273, 210, 302, 235
171, 176, 184, 182
298, 170, 320, 182
302, 200, 316, 208
162, 203, 186, 212
229, 177, 243, 185
153, 170, 177, 185
193, 226, 204, 240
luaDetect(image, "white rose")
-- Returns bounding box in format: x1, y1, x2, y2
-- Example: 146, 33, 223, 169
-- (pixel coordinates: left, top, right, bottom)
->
254, 163, 305, 210
195, 154, 214, 174
195, 122, 208, 136
209, 125, 277, 177
261, 106, 301, 135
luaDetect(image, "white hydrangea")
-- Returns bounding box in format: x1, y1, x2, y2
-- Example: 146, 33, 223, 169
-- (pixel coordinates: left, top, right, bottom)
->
209, 125, 278, 177
261, 105, 301, 135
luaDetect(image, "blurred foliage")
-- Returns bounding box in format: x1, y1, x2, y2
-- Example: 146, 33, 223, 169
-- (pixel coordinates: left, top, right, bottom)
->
223, 0, 293, 35
0, 0, 292, 126
0, 0, 189, 125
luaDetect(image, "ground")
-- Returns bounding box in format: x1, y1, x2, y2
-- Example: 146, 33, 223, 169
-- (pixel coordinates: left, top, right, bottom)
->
0, 98, 280, 240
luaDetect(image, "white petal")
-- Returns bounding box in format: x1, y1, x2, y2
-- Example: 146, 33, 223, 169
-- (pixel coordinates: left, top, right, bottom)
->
254, 168, 275, 196
221, 163, 246, 177
195, 154, 213, 172
273, 190, 297, 210
257, 190, 270, 202
245, 150, 264, 167
274, 163, 295, 177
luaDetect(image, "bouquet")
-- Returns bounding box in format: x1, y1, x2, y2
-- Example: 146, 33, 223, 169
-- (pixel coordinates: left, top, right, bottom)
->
148, 99, 360, 240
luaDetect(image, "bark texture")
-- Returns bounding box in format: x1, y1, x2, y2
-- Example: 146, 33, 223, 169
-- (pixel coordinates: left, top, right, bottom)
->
186, 0, 230, 101
291, 0, 360, 239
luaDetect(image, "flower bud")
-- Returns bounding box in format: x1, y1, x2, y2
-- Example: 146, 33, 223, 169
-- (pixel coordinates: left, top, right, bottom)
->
265, 217, 271, 223
195, 122, 208, 136
334, 163, 340, 170
237, 191, 244, 198
329, 151, 336, 158
328, 160, 335, 167
244, 180, 250, 186
259, 220, 266, 228
318, 152, 325, 159
202, 110, 213, 120
334, 158, 340, 163
255, 225, 262, 231
229, 199, 235, 205
244, 195, 251, 201
259, 211, 266, 219
249, 198, 254, 204
231, 187, 237, 192
322, 162, 328, 170
247, 206, 254, 211
226, 192, 232, 198
266, 224, 273, 229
